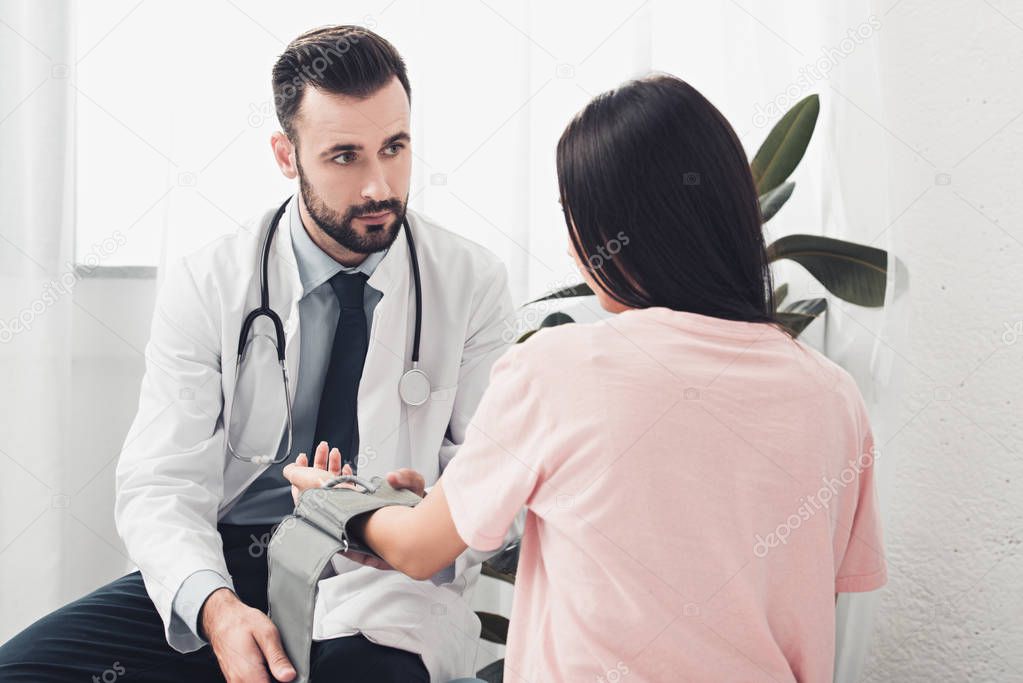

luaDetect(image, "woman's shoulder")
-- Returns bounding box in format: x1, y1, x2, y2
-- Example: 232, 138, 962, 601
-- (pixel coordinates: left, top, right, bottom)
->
509, 315, 616, 360
506, 307, 865, 398
494, 318, 614, 395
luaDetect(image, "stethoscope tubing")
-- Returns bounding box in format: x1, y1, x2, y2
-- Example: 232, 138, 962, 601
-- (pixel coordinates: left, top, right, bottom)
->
227, 195, 427, 465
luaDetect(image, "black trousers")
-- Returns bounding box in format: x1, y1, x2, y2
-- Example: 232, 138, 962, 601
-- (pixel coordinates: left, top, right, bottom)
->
0, 524, 428, 682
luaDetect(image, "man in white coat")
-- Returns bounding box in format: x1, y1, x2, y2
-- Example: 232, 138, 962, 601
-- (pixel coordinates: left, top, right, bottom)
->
0, 25, 513, 683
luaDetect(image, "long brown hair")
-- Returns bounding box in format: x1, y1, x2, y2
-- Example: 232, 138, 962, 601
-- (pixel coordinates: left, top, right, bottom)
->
557, 74, 776, 324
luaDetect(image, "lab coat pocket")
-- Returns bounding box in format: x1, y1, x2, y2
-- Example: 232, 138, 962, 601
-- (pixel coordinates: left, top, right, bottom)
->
429, 385, 458, 403
407, 384, 459, 471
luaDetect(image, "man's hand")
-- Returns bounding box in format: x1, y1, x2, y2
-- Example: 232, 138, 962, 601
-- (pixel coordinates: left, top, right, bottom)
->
283, 443, 427, 501
286, 441, 344, 504
200, 588, 296, 682
385, 468, 426, 497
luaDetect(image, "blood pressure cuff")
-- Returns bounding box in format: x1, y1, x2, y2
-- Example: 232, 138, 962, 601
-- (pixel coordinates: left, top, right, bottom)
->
267, 475, 421, 683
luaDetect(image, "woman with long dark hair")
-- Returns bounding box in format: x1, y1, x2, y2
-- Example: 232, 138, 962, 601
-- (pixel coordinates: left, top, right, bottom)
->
287, 74, 886, 682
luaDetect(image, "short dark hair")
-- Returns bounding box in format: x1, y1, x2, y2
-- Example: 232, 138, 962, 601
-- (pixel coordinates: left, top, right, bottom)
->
272, 25, 411, 140
556, 74, 776, 324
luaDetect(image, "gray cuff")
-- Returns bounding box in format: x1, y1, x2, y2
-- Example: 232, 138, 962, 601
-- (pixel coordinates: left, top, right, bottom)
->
172, 569, 234, 641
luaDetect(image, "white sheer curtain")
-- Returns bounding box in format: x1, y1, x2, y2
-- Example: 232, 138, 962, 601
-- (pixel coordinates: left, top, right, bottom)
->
0, 0, 76, 639
2, 1, 896, 678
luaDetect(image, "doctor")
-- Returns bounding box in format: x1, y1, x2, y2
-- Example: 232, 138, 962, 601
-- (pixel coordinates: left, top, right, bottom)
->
0, 25, 514, 683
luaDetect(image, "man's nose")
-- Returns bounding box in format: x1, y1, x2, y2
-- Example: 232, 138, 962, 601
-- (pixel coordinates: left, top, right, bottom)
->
360, 162, 392, 202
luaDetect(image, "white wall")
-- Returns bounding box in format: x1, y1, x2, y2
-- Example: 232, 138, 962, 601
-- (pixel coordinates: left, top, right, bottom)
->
863, 0, 1023, 680
0, 271, 151, 643
64, 275, 154, 599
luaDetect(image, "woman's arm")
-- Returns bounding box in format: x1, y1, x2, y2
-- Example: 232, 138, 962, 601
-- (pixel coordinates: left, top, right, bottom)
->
352, 479, 468, 580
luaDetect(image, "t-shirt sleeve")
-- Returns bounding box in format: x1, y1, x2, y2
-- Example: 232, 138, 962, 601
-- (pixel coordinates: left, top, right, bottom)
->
834, 411, 888, 593
441, 342, 546, 552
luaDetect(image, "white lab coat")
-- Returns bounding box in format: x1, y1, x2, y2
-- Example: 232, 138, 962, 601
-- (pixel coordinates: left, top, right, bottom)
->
114, 199, 516, 681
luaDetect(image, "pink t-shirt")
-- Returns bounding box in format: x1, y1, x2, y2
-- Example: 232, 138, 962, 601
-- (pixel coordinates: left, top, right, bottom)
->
442, 307, 886, 682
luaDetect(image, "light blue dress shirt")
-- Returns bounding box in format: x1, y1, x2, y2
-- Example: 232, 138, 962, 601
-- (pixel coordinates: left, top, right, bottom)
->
171, 199, 387, 639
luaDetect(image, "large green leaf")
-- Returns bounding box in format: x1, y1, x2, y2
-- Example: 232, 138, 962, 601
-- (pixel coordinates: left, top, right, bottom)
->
477, 611, 510, 644
776, 297, 827, 337
516, 312, 576, 344
528, 282, 593, 304
773, 282, 789, 307
751, 94, 820, 195
481, 543, 520, 583
515, 327, 540, 343
759, 181, 795, 223
477, 659, 505, 683
540, 312, 574, 328
767, 234, 887, 307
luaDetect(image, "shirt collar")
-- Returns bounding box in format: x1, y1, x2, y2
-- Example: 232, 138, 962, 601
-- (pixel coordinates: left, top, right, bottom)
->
288, 196, 388, 295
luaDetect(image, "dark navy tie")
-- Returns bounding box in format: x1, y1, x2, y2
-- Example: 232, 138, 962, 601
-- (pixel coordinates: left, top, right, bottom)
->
312, 271, 369, 469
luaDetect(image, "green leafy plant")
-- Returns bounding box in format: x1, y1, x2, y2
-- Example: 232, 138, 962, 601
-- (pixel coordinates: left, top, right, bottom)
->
472, 94, 890, 681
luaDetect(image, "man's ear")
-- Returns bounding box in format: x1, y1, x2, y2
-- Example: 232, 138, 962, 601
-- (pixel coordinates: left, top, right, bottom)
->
271, 131, 298, 179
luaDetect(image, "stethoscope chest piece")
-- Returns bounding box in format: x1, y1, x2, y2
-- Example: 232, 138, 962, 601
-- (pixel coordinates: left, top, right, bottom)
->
398, 367, 431, 406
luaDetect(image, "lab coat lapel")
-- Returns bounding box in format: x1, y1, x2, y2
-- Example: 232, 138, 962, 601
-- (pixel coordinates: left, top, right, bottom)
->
356, 225, 411, 479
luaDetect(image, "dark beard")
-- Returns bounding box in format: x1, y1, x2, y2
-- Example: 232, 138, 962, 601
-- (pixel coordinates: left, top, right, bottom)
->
296, 158, 405, 255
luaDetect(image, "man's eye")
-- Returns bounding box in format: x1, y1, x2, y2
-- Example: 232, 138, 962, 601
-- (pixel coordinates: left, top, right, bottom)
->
333, 152, 357, 165
382, 143, 404, 156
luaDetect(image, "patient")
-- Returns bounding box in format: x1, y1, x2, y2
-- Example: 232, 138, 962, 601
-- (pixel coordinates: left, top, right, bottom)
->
286, 74, 887, 682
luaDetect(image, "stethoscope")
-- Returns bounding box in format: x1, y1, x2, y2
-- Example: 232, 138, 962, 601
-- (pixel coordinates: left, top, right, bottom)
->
226, 196, 431, 465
